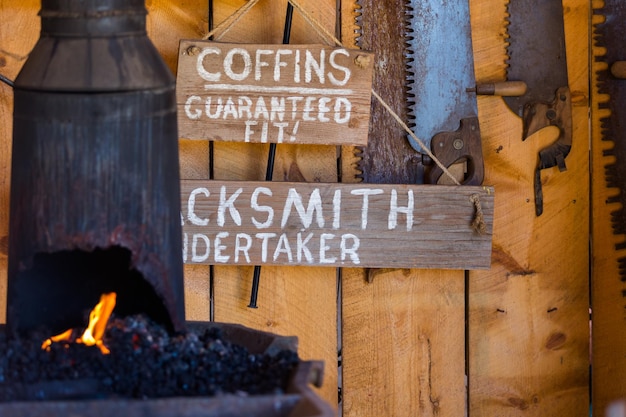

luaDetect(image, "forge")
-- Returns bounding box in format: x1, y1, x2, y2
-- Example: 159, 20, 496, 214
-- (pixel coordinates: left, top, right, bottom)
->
2, 1, 332, 415
7, 0, 185, 337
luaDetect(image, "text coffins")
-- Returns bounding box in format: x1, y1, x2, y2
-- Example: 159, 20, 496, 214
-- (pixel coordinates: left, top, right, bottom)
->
176, 41, 374, 145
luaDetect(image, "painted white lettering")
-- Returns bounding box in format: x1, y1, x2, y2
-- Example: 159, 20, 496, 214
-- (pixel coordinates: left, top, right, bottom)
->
254, 96, 270, 120
305, 49, 325, 83
274, 49, 292, 81
182, 232, 188, 262
294, 50, 301, 83
234, 233, 252, 263
214, 232, 230, 263
270, 97, 285, 121
192, 233, 210, 262
332, 189, 341, 229
273, 234, 293, 262
302, 97, 317, 121
251, 187, 274, 228
244, 120, 257, 142
222, 97, 238, 119
341, 234, 360, 264
184, 95, 202, 120
319, 233, 337, 264
238, 96, 253, 119
205, 96, 223, 119
197, 47, 221, 82
188, 187, 210, 226
334, 98, 352, 124
318, 97, 332, 122
274, 122, 288, 143
287, 96, 303, 120
281, 188, 324, 228
328, 49, 351, 86
217, 186, 243, 226
255, 49, 273, 81
297, 232, 314, 263
224, 48, 252, 81
255, 233, 277, 262
388, 189, 414, 231
351, 188, 384, 229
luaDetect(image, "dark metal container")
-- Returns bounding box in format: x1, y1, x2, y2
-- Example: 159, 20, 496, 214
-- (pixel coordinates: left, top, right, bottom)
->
7, 0, 185, 336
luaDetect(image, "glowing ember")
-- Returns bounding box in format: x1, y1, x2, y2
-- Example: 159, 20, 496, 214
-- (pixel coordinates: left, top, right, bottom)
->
42, 292, 117, 354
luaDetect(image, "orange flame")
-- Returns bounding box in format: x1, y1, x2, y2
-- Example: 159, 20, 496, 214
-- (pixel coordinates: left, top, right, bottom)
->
42, 292, 117, 355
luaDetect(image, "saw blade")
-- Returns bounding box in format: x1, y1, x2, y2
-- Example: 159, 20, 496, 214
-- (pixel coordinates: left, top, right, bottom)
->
594, 0, 626, 276
504, 0, 569, 118
405, 0, 479, 154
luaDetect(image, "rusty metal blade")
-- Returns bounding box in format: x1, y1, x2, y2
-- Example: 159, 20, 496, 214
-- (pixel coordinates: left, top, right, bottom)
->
594, 0, 626, 276
504, 0, 571, 215
504, 0, 568, 119
405, 0, 482, 185
405, 0, 478, 153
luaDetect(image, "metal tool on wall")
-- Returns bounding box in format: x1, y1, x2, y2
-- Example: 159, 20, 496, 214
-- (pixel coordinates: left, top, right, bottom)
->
477, 0, 571, 216
594, 1, 626, 277
405, 0, 486, 186
248, 3, 294, 309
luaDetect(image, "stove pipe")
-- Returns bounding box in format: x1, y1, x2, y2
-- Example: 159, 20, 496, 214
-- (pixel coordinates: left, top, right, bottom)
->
7, 0, 185, 336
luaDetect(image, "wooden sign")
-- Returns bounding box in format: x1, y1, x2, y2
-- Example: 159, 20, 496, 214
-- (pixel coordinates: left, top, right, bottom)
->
180, 180, 494, 270
176, 41, 374, 145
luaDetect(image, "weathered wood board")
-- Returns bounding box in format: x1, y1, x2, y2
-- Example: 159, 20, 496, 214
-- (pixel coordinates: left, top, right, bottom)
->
340, 1, 467, 416
180, 180, 494, 269
189, 0, 342, 410
176, 40, 374, 145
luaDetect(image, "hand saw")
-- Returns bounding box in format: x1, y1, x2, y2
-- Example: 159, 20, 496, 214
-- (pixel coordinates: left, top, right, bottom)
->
594, 1, 626, 277
492, 0, 572, 216
405, 0, 484, 186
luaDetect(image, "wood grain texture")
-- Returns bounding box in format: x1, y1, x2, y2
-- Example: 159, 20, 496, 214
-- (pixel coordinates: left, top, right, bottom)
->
342, 268, 466, 417
340, 0, 466, 416
590, 0, 626, 414
180, 180, 494, 268
468, 0, 590, 415
210, 0, 340, 410
175, 41, 374, 145
0, 0, 41, 324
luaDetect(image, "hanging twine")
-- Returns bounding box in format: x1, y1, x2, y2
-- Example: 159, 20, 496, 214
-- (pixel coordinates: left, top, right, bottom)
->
470, 194, 487, 235
202, 0, 262, 41
202, 0, 487, 234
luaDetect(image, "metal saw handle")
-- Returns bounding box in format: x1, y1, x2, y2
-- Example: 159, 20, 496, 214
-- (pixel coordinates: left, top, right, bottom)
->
522, 86, 572, 216
424, 117, 484, 186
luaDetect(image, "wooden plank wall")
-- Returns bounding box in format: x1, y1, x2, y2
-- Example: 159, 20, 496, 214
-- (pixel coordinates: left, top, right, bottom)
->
0, 0, 606, 416
468, 0, 591, 416
591, 0, 626, 415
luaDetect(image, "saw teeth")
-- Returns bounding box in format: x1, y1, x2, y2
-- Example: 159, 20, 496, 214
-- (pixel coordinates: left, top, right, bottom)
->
354, 0, 363, 48
504, 0, 512, 79
592, 0, 626, 276
404, 0, 417, 132
353, 0, 364, 181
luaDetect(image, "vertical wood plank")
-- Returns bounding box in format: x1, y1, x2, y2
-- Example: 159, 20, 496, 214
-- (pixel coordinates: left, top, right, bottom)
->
342, 269, 466, 416
341, 1, 466, 416
0, 0, 41, 324
209, 0, 340, 409
590, 0, 626, 414
147, 0, 213, 323
468, 0, 590, 415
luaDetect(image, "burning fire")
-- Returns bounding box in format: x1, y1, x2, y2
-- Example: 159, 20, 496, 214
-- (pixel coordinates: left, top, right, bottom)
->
42, 292, 117, 355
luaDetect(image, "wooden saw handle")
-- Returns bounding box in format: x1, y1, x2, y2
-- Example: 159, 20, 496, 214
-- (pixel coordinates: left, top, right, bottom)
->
470, 81, 528, 97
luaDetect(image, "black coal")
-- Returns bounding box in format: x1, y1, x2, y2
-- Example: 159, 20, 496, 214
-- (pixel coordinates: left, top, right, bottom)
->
0, 315, 299, 402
